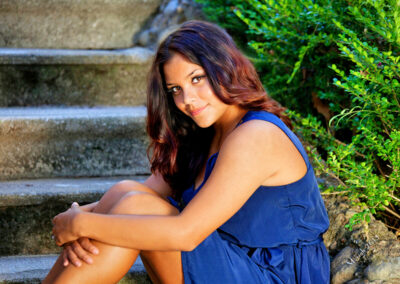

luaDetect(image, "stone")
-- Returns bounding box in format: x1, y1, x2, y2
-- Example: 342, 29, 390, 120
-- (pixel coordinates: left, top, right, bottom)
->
138, 31, 152, 47
331, 246, 358, 284
0, 254, 150, 283
322, 193, 400, 283
323, 195, 354, 255
157, 25, 181, 45
0, 47, 154, 106
0, 0, 162, 49
164, 0, 179, 15
0, 106, 150, 180
133, 0, 205, 48
366, 257, 400, 281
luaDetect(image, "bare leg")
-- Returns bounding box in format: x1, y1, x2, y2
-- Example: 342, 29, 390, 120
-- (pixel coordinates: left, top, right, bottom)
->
43, 181, 183, 284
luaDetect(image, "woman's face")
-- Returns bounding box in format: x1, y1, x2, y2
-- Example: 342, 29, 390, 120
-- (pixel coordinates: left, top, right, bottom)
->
163, 52, 229, 128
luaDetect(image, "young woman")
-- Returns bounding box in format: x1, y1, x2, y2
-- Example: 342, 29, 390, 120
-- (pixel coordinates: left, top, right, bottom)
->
45, 20, 330, 283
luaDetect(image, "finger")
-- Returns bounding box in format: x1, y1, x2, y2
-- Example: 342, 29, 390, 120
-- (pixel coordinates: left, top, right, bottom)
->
71, 202, 79, 208
72, 240, 93, 264
66, 245, 82, 267
51, 229, 62, 247
55, 235, 64, 247
62, 248, 70, 267
80, 238, 99, 255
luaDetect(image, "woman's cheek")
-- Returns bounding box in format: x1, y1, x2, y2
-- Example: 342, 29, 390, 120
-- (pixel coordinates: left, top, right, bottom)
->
174, 97, 186, 113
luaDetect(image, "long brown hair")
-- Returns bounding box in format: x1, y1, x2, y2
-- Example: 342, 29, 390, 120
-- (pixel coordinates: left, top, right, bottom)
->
147, 20, 291, 198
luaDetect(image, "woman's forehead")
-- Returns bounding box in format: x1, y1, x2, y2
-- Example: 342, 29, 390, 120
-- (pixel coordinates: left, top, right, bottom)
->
164, 53, 203, 82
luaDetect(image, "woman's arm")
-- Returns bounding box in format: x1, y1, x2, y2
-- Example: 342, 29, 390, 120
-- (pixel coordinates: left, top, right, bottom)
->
52, 121, 288, 251
80, 201, 98, 212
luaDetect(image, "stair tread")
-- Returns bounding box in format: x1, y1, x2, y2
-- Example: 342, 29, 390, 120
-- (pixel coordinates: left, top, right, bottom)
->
0, 105, 147, 120
0, 47, 154, 65
0, 254, 146, 281
0, 176, 148, 207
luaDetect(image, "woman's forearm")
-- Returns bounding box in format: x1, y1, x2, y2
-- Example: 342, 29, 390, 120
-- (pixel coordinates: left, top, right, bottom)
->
80, 201, 98, 212
76, 212, 194, 251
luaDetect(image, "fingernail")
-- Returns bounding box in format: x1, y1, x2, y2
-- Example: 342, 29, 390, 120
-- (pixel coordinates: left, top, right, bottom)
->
63, 261, 68, 266
92, 248, 99, 254
76, 262, 81, 267
86, 258, 93, 264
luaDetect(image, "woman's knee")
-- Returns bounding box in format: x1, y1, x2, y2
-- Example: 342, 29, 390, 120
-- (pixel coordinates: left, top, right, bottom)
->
108, 179, 162, 197
93, 180, 143, 214
109, 191, 178, 216
107, 180, 141, 196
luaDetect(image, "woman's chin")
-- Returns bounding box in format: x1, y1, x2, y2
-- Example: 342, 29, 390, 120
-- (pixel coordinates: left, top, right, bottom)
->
192, 117, 213, 128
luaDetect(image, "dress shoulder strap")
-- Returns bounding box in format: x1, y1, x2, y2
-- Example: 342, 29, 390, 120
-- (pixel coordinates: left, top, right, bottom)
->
237, 110, 310, 168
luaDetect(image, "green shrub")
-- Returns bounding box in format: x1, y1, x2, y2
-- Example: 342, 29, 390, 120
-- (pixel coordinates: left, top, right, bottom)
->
197, 0, 400, 229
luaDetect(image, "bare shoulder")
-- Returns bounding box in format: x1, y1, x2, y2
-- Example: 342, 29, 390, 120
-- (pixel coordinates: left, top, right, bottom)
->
225, 118, 307, 186
213, 120, 286, 181
217, 119, 306, 186
221, 119, 291, 156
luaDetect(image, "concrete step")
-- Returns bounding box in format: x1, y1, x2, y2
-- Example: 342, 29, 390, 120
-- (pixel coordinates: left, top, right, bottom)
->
0, 0, 161, 49
0, 254, 150, 283
0, 47, 154, 106
0, 106, 150, 180
0, 176, 147, 256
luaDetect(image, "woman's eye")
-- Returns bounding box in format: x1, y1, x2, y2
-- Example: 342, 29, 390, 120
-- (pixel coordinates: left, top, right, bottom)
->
168, 86, 181, 95
192, 75, 205, 83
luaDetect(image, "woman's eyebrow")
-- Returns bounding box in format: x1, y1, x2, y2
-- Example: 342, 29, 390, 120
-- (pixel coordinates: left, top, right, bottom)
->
166, 69, 201, 86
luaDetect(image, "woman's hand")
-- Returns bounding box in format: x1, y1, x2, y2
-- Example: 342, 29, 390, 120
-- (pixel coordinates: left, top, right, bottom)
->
62, 237, 99, 267
52, 202, 83, 246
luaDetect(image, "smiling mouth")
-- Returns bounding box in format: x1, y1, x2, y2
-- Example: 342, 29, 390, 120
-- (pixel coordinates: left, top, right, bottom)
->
190, 105, 208, 116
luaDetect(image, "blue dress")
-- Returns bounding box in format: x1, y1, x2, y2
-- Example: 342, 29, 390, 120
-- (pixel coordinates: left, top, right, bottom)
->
168, 110, 330, 283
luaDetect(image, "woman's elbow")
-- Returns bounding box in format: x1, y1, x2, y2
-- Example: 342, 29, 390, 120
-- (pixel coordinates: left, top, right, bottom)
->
175, 227, 203, 251
180, 239, 198, 252
177, 239, 198, 252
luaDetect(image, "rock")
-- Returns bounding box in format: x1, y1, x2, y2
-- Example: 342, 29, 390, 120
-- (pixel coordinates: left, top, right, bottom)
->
138, 30, 152, 46
321, 192, 400, 283
157, 25, 181, 45
164, 0, 179, 15
346, 279, 369, 284
366, 257, 400, 281
133, 0, 205, 48
331, 246, 358, 284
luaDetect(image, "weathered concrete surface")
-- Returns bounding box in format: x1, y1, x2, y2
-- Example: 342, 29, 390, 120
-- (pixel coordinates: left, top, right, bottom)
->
0, 106, 150, 180
0, 47, 154, 65
0, 254, 151, 283
0, 48, 154, 106
0, 176, 147, 255
0, 0, 161, 49
0, 176, 147, 207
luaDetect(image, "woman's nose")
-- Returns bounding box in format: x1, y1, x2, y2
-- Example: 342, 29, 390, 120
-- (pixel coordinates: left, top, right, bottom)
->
182, 87, 197, 105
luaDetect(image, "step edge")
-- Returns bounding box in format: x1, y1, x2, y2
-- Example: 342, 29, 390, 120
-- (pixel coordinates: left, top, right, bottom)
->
0, 47, 155, 65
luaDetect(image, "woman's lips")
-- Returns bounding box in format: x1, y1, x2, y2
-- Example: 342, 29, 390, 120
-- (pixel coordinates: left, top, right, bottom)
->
190, 105, 208, 116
